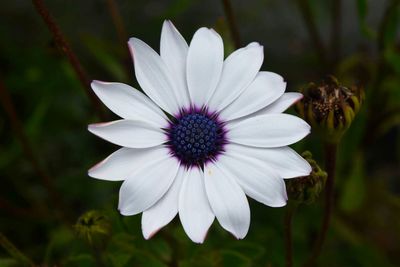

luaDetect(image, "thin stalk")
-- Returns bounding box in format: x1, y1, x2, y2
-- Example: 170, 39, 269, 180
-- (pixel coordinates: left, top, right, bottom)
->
105, 0, 131, 80
32, 0, 106, 120
303, 142, 337, 267
161, 231, 179, 267
106, 0, 128, 48
0, 78, 68, 222
377, 0, 400, 52
284, 202, 297, 267
296, 0, 328, 68
362, 0, 400, 146
221, 0, 241, 48
330, 0, 342, 69
0, 232, 35, 266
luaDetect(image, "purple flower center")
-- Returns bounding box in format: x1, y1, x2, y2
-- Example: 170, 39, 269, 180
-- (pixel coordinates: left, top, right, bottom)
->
166, 109, 226, 167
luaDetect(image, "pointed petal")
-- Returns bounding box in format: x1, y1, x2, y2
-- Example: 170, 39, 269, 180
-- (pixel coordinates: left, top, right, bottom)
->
118, 150, 180, 215
204, 162, 250, 239
91, 81, 168, 127
88, 120, 166, 148
218, 153, 287, 207
208, 43, 264, 112
187, 28, 223, 107
225, 143, 312, 178
227, 114, 310, 147
88, 146, 167, 181
142, 166, 185, 239
220, 71, 285, 121
160, 20, 191, 109
128, 38, 180, 115
179, 167, 215, 243
253, 92, 303, 115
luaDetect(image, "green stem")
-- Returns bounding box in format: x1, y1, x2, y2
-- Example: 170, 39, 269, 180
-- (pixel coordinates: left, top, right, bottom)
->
105, 0, 131, 81
303, 142, 337, 267
295, 0, 328, 69
161, 231, 179, 267
284, 202, 297, 267
330, 0, 342, 69
221, 0, 241, 48
362, 0, 400, 146
0, 232, 35, 266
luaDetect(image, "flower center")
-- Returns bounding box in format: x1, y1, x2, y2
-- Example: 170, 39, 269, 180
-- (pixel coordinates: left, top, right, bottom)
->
167, 110, 225, 167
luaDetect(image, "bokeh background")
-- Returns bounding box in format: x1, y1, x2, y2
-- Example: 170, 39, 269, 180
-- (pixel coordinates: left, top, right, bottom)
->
1, 0, 399, 266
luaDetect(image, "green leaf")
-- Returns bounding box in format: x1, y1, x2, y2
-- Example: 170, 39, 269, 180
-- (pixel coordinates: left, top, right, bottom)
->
356, 0, 376, 38
339, 153, 366, 212
220, 250, 252, 267
383, 4, 400, 48
81, 35, 128, 82
163, 0, 195, 17
384, 47, 400, 74
0, 258, 19, 267
63, 254, 96, 267
214, 18, 236, 56
227, 242, 265, 259
357, 0, 367, 19
125, 250, 168, 267
25, 97, 50, 140
106, 252, 132, 267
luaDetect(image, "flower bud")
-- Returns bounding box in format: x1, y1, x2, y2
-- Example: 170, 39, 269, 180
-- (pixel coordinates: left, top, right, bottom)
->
295, 76, 364, 143
74, 210, 112, 249
286, 151, 327, 204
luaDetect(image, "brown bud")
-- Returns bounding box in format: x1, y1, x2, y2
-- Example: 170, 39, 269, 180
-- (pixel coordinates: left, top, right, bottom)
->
296, 76, 364, 143
286, 151, 327, 204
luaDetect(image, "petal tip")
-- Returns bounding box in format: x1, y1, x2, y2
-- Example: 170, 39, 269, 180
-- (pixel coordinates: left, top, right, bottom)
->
189, 234, 207, 244
143, 228, 160, 240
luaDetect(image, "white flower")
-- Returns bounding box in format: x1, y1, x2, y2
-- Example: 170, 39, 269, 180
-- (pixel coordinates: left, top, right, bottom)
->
88, 20, 311, 243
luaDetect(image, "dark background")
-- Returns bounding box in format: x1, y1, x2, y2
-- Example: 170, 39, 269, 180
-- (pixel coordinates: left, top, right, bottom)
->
0, 0, 399, 266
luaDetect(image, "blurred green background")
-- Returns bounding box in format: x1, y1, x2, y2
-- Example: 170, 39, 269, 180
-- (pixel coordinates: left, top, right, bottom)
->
1, 0, 399, 266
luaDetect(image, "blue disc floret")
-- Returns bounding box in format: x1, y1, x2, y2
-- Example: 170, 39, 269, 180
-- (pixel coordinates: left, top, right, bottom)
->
166, 108, 226, 167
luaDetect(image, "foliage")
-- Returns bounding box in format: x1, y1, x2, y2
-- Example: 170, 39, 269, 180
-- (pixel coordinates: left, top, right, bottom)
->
0, 0, 399, 266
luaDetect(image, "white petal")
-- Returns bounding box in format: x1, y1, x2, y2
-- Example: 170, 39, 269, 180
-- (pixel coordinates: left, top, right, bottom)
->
91, 81, 168, 127
118, 150, 180, 215
217, 153, 287, 207
204, 162, 250, 239
227, 114, 311, 148
179, 167, 215, 243
225, 143, 312, 178
88, 146, 166, 181
220, 71, 286, 121
160, 20, 191, 109
128, 38, 180, 115
187, 28, 223, 107
208, 43, 264, 112
253, 92, 303, 115
142, 166, 185, 239
88, 120, 166, 148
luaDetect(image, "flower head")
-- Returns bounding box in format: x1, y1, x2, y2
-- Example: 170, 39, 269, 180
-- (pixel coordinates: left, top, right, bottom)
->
88, 20, 311, 243
74, 210, 112, 248
296, 76, 363, 143
286, 151, 327, 204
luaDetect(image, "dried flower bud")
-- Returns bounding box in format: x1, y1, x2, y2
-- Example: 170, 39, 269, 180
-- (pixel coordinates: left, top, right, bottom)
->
74, 210, 112, 249
296, 76, 364, 143
286, 151, 327, 204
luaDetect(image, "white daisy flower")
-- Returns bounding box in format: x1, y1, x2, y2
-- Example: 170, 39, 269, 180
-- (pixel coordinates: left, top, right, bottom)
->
88, 20, 311, 243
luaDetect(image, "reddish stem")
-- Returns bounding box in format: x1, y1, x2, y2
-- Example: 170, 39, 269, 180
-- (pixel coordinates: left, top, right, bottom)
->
32, 0, 106, 120
303, 142, 337, 267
